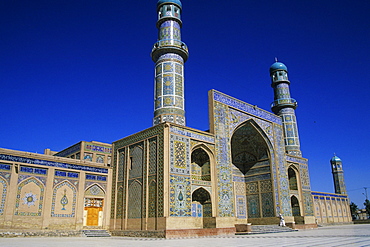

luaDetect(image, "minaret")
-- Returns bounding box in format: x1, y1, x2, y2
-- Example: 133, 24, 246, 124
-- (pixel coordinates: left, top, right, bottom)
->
330, 154, 347, 194
151, 0, 189, 126
270, 60, 302, 157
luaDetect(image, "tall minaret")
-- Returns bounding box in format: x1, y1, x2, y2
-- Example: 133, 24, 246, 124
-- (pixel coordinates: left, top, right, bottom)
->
151, 0, 189, 126
330, 154, 347, 194
270, 60, 302, 157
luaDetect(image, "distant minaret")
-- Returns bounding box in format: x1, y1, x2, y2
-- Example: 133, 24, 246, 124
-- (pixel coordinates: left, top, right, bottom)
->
151, 0, 189, 126
330, 154, 347, 194
270, 60, 302, 157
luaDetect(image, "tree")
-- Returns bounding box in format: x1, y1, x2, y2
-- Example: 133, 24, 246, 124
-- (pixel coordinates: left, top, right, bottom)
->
364, 199, 370, 216
350, 202, 359, 219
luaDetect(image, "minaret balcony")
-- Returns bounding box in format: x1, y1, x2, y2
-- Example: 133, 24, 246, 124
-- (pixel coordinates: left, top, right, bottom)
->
271, 98, 297, 109
151, 39, 189, 61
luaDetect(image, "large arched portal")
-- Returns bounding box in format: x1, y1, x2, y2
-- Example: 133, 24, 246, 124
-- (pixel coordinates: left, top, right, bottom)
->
231, 120, 275, 221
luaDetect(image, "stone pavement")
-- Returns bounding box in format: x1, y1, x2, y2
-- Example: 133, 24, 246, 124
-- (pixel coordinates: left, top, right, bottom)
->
1, 224, 369, 247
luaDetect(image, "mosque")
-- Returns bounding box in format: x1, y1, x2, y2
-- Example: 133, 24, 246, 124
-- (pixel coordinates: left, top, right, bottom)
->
0, 0, 351, 238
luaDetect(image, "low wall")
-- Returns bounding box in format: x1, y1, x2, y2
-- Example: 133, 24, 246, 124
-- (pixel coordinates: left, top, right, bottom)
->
0, 230, 83, 238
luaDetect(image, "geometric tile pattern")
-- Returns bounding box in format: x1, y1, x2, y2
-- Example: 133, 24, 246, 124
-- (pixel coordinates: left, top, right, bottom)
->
128, 180, 142, 219
211, 90, 296, 219
0, 177, 7, 215
169, 175, 191, 217
213, 101, 235, 217
261, 192, 274, 217
14, 177, 45, 216
236, 195, 246, 219
170, 134, 190, 175
0, 154, 108, 174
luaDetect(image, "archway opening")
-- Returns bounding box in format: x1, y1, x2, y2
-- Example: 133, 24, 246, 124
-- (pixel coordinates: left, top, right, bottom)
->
288, 167, 298, 190
291, 195, 301, 216
192, 187, 212, 218
231, 121, 274, 220
191, 148, 211, 181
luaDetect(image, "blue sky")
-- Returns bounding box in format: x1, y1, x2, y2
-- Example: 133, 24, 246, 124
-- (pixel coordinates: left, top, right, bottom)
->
1, 0, 369, 207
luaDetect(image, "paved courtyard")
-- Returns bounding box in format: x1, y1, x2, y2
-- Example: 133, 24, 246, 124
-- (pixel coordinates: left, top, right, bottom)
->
1, 224, 369, 247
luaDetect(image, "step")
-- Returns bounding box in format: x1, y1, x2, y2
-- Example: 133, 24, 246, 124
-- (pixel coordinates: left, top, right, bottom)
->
236, 225, 297, 235
83, 230, 111, 237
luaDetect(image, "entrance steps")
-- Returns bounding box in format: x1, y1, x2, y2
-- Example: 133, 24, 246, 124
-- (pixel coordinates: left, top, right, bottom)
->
83, 229, 111, 237
236, 225, 297, 235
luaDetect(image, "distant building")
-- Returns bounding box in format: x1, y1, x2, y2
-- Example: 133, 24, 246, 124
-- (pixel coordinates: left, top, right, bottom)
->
0, 0, 351, 238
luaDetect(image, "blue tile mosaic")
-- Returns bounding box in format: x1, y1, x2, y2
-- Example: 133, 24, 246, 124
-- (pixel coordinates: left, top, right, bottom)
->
0, 154, 108, 174
213, 91, 282, 125
0, 164, 10, 170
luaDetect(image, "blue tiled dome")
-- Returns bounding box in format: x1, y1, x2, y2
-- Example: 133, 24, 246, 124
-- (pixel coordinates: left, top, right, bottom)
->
330, 155, 342, 163
157, 0, 182, 8
270, 62, 288, 73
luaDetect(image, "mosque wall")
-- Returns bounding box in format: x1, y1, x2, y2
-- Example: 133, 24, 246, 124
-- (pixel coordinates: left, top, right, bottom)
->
312, 192, 351, 224
0, 148, 112, 230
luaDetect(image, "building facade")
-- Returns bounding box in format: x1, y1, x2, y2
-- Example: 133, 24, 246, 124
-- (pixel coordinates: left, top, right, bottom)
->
0, 0, 352, 238
0, 147, 112, 231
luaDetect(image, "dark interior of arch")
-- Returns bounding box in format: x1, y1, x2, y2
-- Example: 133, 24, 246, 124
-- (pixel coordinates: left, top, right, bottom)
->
192, 187, 211, 204
288, 167, 298, 190
191, 148, 209, 166
231, 121, 269, 174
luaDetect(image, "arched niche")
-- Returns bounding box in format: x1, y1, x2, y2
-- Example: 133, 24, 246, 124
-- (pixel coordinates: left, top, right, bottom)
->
192, 187, 212, 218
191, 148, 211, 181
288, 167, 298, 190
291, 195, 301, 216
231, 120, 274, 219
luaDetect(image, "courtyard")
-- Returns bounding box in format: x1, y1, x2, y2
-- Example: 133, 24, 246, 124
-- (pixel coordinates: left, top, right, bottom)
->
1, 224, 369, 247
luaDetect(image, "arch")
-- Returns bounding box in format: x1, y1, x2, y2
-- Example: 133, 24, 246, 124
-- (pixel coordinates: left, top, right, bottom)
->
191, 147, 211, 181
192, 187, 212, 218
116, 186, 124, 219
231, 120, 272, 174
15, 176, 45, 216
288, 166, 298, 190
291, 195, 301, 216
128, 180, 142, 219
231, 119, 275, 219
51, 180, 77, 217
85, 183, 106, 197
148, 179, 157, 218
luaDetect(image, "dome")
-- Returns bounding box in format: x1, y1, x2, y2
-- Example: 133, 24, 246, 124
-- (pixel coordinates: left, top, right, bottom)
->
157, 0, 182, 8
330, 155, 342, 163
270, 61, 288, 73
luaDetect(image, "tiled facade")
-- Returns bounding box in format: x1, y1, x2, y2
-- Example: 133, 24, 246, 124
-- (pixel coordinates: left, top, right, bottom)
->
0, 0, 353, 238
0, 148, 112, 230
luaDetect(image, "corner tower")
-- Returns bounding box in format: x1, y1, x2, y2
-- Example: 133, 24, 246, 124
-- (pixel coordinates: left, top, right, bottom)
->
151, 0, 189, 126
330, 154, 347, 194
270, 61, 302, 157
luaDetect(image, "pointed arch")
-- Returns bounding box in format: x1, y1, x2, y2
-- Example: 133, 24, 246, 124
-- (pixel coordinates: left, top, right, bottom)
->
231, 119, 272, 174
85, 183, 106, 197
191, 146, 212, 181
192, 187, 212, 218
51, 180, 77, 217
116, 186, 124, 219
231, 119, 275, 219
148, 179, 157, 218
291, 195, 301, 216
15, 176, 45, 216
288, 166, 298, 190
128, 179, 142, 219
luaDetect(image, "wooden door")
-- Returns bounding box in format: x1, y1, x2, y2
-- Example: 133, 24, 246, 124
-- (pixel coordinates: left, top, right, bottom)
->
86, 207, 100, 226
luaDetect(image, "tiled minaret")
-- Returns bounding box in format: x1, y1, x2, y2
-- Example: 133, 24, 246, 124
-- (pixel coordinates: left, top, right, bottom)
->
270, 60, 302, 157
151, 0, 189, 126
330, 154, 347, 194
